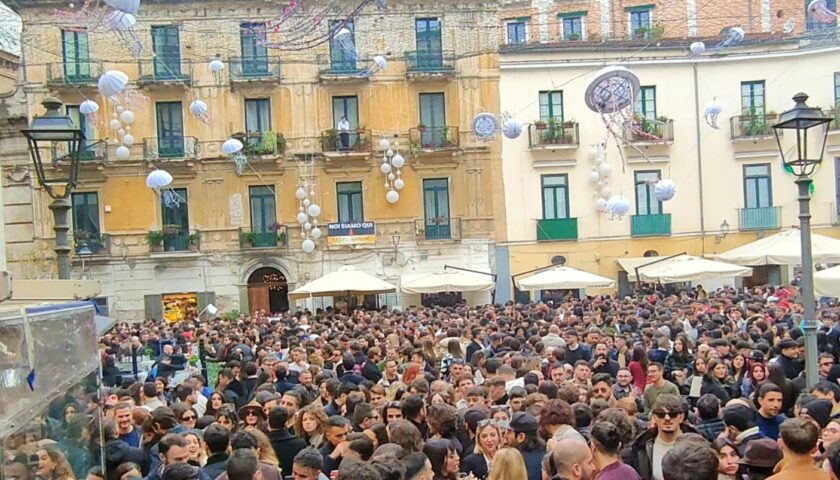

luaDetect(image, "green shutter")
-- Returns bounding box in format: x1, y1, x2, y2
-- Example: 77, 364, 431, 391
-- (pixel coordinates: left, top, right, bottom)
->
144, 294, 163, 321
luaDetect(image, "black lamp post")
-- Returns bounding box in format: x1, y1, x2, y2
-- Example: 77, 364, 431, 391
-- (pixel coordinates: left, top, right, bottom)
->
21, 97, 85, 280
772, 92, 831, 388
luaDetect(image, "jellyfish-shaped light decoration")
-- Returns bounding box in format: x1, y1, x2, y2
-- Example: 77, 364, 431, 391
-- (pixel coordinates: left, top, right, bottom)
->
146, 169, 173, 189
222, 138, 244, 156
386, 190, 400, 204
502, 118, 524, 139
373, 55, 387, 70
98, 70, 129, 98
703, 99, 724, 129
715, 26, 745, 52
120, 109, 135, 124
104, 0, 140, 14
209, 58, 225, 73
79, 99, 99, 116
307, 204, 321, 218
105, 10, 136, 31
607, 195, 631, 218
654, 179, 677, 202
301, 239, 316, 253
189, 100, 210, 125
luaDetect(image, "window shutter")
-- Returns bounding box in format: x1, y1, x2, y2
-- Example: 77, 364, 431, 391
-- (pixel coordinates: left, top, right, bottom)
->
144, 294, 163, 321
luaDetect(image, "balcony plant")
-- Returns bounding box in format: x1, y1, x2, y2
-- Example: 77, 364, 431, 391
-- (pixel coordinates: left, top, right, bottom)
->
650, 24, 665, 39
162, 224, 181, 236
441, 125, 451, 147
188, 232, 200, 252
533, 119, 547, 130
634, 27, 650, 39
148, 230, 164, 252
417, 123, 427, 132
74, 230, 91, 241
566, 33, 581, 41
323, 128, 339, 151
240, 230, 256, 248
255, 131, 279, 155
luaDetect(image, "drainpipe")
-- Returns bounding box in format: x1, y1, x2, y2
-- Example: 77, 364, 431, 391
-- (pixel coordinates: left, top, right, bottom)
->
693, 62, 706, 256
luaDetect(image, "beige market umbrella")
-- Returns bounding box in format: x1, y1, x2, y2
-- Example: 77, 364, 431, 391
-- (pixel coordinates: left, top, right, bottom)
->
716, 228, 840, 266
636, 255, 753, 283
402, 271, 495, 294
288, 265, 396, 300
816, 265, 840, 297
516, 266, 615, 291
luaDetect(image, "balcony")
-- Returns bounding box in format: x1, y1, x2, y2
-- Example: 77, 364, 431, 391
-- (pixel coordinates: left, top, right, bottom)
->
239, 226, 288, 249
415, 217, 462, 241
148, 228, 200, 253
631, 213, 672, 237
528, 122, 579, 149
404, 50, 455, 79
316, 54, 369, 82
833, 203, 840, 226
738, 207, 780, 231
137, 58, 193, 86
321, 129, 371, 154
537, 218, 578, 241
730, 113, 779, 140
52, 140, 108, 163
623, 117, 674, 144
229, 56, 281, 84
46, 61, 102, 87
143, 136, 199, 160
73, 232, 110, 256
409, 126, 460, 152
234, 131, 285, 156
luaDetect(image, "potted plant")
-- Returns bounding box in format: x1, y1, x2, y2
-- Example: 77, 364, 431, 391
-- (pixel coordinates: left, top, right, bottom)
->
567, 33, 580, 41
417, 123, 427, 132
148, 230, 164, 252
356, 125, 366, 134
188, 232, 200, 252
634, 27, 649, 39
162, 224, 180, 236
277, 229, 288, 246
256, 131, 279, 155
324, 128, 339, 151
240, 230, 256, 248
534, 119, 547, 130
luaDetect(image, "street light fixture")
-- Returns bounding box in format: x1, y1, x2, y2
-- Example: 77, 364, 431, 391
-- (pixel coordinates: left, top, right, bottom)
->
715, 219, 730, 244
772, 92, 832, 388
21, 97, 85, 280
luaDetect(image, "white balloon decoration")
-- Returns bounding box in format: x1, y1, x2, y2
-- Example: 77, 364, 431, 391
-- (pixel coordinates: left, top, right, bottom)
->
394, 178, 405, 190
311, 227, 322, 239
222, 138, 244, 155
607, 195, 631, 218
301, 239, 316, 253
391, 154, 405, 169
386, 190, 400, 204
104, 0, 140, 14
79, 100, 99, 116
98, 70, 129, 97
589, 170, 600, 183
115, 146, 130, 159
595, 198, 608, 212
502, 118, 524, 139
654, 179, 677, 202
296, 212, 308, 224
109, 119, 122, 130
689, 41, 706, 56
380, 162, 392, 174
122, 134, 135, 146
598, 162, 613, 177
307, 204, 321, 217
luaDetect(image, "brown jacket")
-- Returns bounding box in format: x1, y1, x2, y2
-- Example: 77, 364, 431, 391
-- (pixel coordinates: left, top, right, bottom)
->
767, 455, 830, 480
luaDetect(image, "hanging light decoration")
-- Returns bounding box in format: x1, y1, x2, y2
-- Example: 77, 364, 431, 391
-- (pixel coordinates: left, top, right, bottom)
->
380, 138, 406, 203
297, 159, 321, 254
209, 55, 225, 85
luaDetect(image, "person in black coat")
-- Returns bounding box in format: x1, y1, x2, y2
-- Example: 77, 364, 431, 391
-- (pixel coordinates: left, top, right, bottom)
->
362, 348, 383, 384
266, 407, 307, 476
201, 424, 230, 480
460, 422, 499, 480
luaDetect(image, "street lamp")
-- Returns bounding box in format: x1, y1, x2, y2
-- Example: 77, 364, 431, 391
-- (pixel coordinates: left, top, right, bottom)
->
21, 97, 85, 280
772, 92, 832, 388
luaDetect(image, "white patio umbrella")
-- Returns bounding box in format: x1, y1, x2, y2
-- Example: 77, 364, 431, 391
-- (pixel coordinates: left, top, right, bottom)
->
816, 265, 840, 297
516, 266, 614, 291
636, 255, 753, 283
289, 265, 396, 300
716, 228, 840, 265
401, 271, 494, 294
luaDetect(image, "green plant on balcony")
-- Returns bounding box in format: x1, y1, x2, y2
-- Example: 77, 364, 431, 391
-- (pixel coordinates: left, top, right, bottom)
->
741, 108, 769, 136
254, 131, 279, 155
188, 232, 200, 252
162, 224, 181, 236
566, 33, 581, 41
534, 119, 547, 130
148, 230, 164, 252
634, 27, 650, 39
323, 128, 339, 151
650, 23, 665, 39
240, 230, 256, 248
74, 230, 91, 241
277, 229, 287, 246
441, 125, 453, 147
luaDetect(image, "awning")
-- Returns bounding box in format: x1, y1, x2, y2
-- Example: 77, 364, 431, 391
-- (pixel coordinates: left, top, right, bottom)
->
635, 255, 752, 283
401, 271, 495, 294
816, 265, 840, 297
616, 257, 662, 281
95, 314, 116, 336
289, 265, 396, 300
716, 228, 840, 266
516, 266, 615, 291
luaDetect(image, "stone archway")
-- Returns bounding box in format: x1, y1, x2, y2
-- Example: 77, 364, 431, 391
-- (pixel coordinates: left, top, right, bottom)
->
247, 267, 289, 314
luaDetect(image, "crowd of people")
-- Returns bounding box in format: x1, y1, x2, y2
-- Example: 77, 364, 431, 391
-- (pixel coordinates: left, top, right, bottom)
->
8, 283, 840, 480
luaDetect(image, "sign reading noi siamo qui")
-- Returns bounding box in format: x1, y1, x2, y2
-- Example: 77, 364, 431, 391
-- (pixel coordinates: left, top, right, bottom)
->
327, 222, 376, 246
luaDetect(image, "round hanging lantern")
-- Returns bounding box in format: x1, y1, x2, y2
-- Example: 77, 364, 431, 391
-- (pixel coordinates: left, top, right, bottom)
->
222, 138, 244, 155
598, 162, 612, 177
146, 169, 173, 189
502, 118, 524, 139
295, 187, 307, 200
307, 204, 321, 217
391, 153, 405, 169
122, 134, 135, 146
386, 190, 400, 203
209, 58, 225, 73
599, 186, 612, 198
595, 198, 608, 212
689, 41, 706, 56
589, 170, 600, 183
104, 0, 141, 14
394, 178, 405, 190
98, 70, 129, 97
311, 227, 322, 239
79, 99, 99, 116
301, 239, 316, 253
607, 195, 631, 217
379, 138, 391, 150
296, 212, 308, 224
380, 162, 392, 174
654, 179, 677, 201
120, 110, 135, 124
115, 146, 130, 159
109, 118, 122, 130
588, 145, 599, 162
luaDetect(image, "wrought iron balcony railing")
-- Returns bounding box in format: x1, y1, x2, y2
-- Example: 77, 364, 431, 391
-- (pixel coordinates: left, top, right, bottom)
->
409, 126, 460, 151
138, 58, 193, 85
321, 129, 372, 153
239, 226, 288, 249
730, 113, 779, 139
149, 228, 200, 253
228, 56, 281, 81
738, 207, 780, 230
143, 136, 199, 160
415, 217, 462, 241
630, 213, 672, 237
404, 50, 455, 73
528, 122, 579, 148
46, 61, 102, 86
623, 118, 675, 144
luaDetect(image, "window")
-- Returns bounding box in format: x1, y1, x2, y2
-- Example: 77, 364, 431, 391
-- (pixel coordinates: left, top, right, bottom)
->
635, 170, 661, 215
155, 102, 184, 157
337, 182, 363, 223
506, 20, 527, 44
249, 186, 276, 234
332, 96, 360, 150
245, 99, 271, 139
807, 0, 837, 30
240, 23, 268, 75
415, 18, 443, 68
423, 179, 451, 239
541, 175, 569, 220
61, 30, 90, 80
419, 93, 447, 147
629, 7, 653, 38
743, 164, 772, 208
161, 188, 189, 251
834, 72, 840, 105
151, 25, 181, 78
329, 20, 357, 71
560, 14, 585, 40
741, 81, 766, 116
66, 105, 96, 157
539, 91, 563, 122
71, 192, 100, 237
635, 86, 656, 121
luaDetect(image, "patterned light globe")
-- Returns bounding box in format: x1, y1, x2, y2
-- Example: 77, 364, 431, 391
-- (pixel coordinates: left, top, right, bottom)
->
607, 195, 631, 217
98, 70, 129, 97
654, 179, 677, 202
502, 118, 523, 139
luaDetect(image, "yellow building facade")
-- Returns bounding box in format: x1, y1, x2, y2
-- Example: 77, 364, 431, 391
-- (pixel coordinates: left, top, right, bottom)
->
7, 0, 504, 319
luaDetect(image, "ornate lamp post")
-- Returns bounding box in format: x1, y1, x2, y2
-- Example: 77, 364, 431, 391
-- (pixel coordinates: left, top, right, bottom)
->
772, 92, 831, 388
21, 97, 85, 279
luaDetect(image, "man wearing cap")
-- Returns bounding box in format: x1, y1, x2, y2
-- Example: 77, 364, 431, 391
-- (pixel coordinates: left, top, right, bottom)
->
800, 398, 833, 431
162, 463, 201, 480
508, 412, 543, 480
723, 404, 764, 455
266, 406, 307, 475
768, 418, 830, 480
775, 339, 803, 380
738, 438, 783, 480
811, 381, 840, 418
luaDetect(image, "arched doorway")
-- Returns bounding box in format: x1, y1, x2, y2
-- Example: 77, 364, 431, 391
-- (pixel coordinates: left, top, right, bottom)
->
247, 267, 289, 314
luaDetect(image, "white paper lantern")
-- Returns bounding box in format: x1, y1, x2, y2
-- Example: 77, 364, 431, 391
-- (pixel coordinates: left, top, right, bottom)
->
105, 10, 136, 31
307, 204, 321, 217
394, 178, 405, 190
654, 179, 677, 202
607, 195, 631, 217
588, 145, 599, 162
79, 99, 99, 116
599, 186, 612, 198
598, 162, 613, 177
296, 212, 308, 224
689, 41, 706, 56
209, 58, 225, 73
379, 138, 391, 150
391, 154, 405, 168
122, 134, 135, 146
222, 138, 244, 155
304, 222, 312, 231
115, 145, 130, 159
295, 187, 307, 200
104, 0, 140, 14
387, 173, 396, 181
146, 169, 173, 189
502, 118, 523, 139
589, 170, 600, 183
98, 70, 129, 97
373, 55, 387, 70
301, 239, 316, 253
311, 227, 322, 239
595, 198, 608, 212
380, 162, 392, 174
303, 199, 311, 207
108, 118, 121, 130
386, 190, 400, 203
120, 110, 134, 124
384, 182, 390, 189
116, 106, 124, 113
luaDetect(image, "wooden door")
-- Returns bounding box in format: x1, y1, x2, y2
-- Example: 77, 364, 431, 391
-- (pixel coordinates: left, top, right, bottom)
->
248, 285, 270, 313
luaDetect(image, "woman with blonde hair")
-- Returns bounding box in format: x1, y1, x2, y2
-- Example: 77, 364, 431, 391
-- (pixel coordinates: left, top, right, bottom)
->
182, 431, 207, 467
487, 447, 527, 480
249, 430, 280, 467
461, 420, 501, 479
35, 447, 75, 480
294, 403, 328, 448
